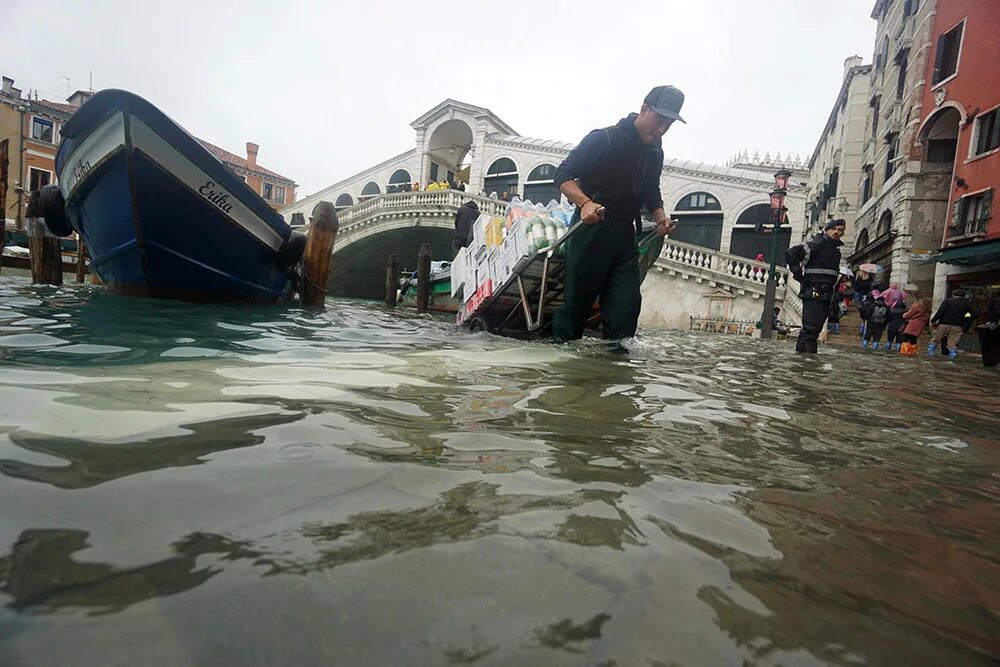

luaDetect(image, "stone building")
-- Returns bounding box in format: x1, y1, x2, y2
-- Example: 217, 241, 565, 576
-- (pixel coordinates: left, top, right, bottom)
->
804, 57, 873, 250
848, 0, 945, 293
919, 0, 1000, 309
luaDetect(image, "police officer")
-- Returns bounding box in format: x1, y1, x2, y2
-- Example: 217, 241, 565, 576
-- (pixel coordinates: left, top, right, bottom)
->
551, 86, 684, 342
785, 218, 846, 353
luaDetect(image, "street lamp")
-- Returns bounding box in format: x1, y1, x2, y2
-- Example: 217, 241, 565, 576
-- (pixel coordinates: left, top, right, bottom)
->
759, 169, 792, 339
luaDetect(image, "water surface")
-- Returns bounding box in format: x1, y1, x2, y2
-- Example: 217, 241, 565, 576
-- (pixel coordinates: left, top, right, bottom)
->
1, 276, 998, 666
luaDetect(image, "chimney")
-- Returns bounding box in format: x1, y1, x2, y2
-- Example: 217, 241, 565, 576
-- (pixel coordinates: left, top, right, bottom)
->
246, 142, 259, 170
843, 55, 864, 78
1, 77, 12, 97
67, 90, 94, 107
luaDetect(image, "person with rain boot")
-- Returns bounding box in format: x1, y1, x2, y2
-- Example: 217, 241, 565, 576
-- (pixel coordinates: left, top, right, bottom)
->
929, 289, 976, 359
786, 219, 846, 353
885, 295, 908, 352
978, 291, 1000, 368
861, 296, 890, 349
551, 85, 683, 342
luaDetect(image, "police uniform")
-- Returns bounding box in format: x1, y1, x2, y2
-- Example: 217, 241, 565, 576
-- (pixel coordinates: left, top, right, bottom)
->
785, 222, 844, 353
551, 115, 667, 341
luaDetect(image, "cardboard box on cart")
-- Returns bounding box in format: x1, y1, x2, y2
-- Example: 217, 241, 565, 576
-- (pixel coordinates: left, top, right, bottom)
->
451, 247, 467, 299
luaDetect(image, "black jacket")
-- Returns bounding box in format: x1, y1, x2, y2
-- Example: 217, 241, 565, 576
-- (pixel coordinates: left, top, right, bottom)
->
785, 233, 843, 294
986, 296, 1000, 324
453, 201, 480, 246
862, 302, 889, 324
553, 114, 664, 225
932, 296, 975, 329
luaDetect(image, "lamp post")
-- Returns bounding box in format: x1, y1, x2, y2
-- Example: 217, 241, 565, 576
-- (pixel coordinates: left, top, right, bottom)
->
759, 169, 792, 339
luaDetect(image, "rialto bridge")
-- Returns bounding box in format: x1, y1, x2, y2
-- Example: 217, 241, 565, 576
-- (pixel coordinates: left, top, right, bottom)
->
281, 99, 808, 326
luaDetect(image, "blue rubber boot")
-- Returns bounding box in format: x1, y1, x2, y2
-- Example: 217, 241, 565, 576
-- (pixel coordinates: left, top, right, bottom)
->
895, 342, 901, 352
873, 341, 880, 350
834, 323, 841, 334
927, 342, 938, 357
948, 347, 959, 359
862, 339, 869, 349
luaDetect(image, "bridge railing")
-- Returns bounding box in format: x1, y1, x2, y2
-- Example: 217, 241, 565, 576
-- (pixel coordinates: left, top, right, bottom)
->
335, 190, 508, 228
657, 238, 790, 289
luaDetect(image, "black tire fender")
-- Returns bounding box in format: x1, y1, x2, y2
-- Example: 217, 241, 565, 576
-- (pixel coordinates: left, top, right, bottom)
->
40, 185, 73, 237
276, 230, 306, 272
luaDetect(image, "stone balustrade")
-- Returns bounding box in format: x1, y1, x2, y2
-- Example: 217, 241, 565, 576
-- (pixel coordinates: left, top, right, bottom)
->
657, 238, 790, 290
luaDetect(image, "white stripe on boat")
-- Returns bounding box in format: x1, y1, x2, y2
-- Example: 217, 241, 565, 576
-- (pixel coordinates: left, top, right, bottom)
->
60, 112, 126, 199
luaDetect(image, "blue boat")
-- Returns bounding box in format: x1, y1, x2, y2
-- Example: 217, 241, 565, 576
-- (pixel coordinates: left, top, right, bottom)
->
41, 90, 305, 301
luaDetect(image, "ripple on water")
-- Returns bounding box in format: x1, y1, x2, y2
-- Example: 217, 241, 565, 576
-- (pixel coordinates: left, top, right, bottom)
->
0, 276, 998, 666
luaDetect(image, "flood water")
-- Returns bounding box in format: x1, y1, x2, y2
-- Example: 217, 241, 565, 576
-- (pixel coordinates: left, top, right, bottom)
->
1, 276, 998, 666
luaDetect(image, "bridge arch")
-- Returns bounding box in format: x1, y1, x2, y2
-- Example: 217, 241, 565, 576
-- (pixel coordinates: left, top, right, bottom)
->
359, 181, 381, 202
427, 119, 474, 186
335, 193, 354, 210
523, 162, 559, 204
729, 203, 790, 264
670, 190, 724, 250
387, 169, 412, 193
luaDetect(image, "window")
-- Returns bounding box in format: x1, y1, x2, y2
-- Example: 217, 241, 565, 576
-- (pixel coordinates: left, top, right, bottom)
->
429, 163, 439, 182
871, 97, 881, 139
903, 0, 918, 17
952, 190, 992, 237
828, 167, 839, 198
527, 164, 556, 181
933, 21, 964, 84
388, 169, 411, 186
486, 158, 517, 175
29, 167, 51, 192
876, 37, 889, 71
861, 165, 874, 205
272, 185, 285, 204
360, 181, 381, 198
675, 192, 721, 211
262, 182, 273, 200
877, 210, 893, 237
974, 108, 1000, 156
335, 193, 354, 209
896, 55, 908, 99
31, 117, 54, 143
239, 175, 247, 183
885, 134, 899, 181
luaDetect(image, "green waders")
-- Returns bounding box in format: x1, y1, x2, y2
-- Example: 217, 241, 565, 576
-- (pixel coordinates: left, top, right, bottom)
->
553, 217, 641, 341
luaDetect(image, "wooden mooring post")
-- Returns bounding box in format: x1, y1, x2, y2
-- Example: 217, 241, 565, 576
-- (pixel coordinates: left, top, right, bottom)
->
416, 243, 432, 312
300, 201, 338, 308
75, 239, 88, 283
0, 138, 8, 275
26, 191, 63, 285
385, 254, 398, 307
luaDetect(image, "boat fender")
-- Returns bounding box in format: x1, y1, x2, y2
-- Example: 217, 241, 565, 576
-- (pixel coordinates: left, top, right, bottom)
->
40, 185, 73, 237
276, 230, 307, 272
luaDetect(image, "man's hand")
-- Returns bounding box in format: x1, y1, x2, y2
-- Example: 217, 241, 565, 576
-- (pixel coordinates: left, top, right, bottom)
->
581, 201, 605, 224
655, 218, 677, 237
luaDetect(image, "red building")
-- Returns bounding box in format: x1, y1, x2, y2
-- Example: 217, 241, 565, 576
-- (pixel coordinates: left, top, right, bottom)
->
918, 0, 1000, 310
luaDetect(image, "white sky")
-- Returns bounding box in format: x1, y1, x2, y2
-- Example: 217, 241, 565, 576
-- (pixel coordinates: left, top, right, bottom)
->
2, 0, 876, 197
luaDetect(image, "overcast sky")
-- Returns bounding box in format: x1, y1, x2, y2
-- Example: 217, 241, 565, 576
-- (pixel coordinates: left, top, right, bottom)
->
2, 0, 876, 197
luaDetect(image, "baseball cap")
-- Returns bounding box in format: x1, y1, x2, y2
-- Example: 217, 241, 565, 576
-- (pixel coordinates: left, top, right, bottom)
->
644, 85, 686, 124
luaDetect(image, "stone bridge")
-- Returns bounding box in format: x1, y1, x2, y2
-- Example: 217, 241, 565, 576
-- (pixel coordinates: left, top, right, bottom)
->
300, 189, 803, 326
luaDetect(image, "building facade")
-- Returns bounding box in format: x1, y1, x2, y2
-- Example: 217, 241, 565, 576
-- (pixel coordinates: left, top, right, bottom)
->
848, 0, 944, 294
284, 99, 807, 266
805, 57, 873, 250
919, 0, 1000, 309
198, 140, 297, 211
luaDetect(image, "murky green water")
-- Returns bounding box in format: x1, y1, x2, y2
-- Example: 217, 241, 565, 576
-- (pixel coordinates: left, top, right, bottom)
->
1, 276, 999, 666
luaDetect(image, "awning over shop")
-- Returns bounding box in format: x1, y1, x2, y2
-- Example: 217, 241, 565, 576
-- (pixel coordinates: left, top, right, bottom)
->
931, 238, 1000, 266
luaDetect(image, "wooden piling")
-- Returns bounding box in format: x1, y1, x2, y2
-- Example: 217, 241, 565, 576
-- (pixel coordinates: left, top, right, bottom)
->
416, 242, 431, 312
26, 191, 63, 285
0, 139, 8, 275
300, 201, 338, 308
75, 238, 87, 283
385, 254, 399, 307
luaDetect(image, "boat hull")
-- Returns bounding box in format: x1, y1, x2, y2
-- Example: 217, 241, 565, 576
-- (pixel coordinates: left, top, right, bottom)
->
55, 91, 297, 302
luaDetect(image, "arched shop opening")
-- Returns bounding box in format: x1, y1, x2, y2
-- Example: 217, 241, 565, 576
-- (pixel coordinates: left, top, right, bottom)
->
335, 193, 354, 211
670, 191, 723, 250
387, 169, 412, 193
729, 203, 791, 265
359, 181, 381, 202
427, 119, 473, 187
483, 158, 519, 199
523, 163, 559, 204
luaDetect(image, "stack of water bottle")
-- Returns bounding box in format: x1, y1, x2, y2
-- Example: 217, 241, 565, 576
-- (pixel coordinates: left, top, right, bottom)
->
453, 196, 576, 322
